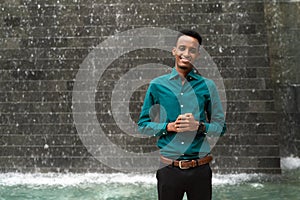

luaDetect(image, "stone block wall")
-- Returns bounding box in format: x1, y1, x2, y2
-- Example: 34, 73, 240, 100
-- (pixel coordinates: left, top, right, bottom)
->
264, 0, 300, 158
0, 0, 290, 173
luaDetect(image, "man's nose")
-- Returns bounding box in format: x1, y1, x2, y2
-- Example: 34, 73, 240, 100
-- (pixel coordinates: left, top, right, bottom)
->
182, 49, 191, 57
182, 49, 189, 56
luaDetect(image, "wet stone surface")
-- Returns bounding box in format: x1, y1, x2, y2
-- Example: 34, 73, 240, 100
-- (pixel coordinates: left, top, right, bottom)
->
0, 0, 299, 173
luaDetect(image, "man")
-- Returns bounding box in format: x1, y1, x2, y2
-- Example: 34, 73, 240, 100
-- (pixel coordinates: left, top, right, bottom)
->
138, 30, 226, 200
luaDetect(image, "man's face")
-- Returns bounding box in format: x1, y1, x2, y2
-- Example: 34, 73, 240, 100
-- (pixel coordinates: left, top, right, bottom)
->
172, 35, 200, 71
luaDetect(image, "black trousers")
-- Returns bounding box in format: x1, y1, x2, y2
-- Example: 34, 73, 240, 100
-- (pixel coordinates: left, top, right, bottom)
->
156, 163, 212, 200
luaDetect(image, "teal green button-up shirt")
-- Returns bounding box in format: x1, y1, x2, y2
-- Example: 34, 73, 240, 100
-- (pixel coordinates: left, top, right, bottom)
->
138, 68, 226, 160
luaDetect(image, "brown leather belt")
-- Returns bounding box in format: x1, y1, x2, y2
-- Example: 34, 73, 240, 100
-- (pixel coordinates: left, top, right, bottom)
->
160, 155, 213, 169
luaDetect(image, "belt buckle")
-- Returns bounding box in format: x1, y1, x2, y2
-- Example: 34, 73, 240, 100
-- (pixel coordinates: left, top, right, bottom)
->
178, 160, 190, 169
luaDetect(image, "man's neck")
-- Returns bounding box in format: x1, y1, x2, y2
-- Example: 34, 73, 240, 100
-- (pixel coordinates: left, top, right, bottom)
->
175, 66, 192, 78
175, 66, 192, 85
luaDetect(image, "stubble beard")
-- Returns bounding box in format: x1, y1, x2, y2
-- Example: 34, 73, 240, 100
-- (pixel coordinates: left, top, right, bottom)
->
178, 65, 188, 70
177, 64, 192, 71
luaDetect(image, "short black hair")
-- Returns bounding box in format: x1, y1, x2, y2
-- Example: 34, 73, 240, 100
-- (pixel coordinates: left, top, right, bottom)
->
176, 29, 202, 46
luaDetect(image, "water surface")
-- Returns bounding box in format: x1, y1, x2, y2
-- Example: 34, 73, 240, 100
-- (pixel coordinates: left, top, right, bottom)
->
0, 158, 299, 200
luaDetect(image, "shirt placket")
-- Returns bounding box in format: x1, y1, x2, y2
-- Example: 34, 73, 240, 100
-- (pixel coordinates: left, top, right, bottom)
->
179, 77, 193, 114
179, 77, 194, 151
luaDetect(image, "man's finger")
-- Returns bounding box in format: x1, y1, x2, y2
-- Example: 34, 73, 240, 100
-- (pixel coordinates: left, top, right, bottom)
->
177, 115, 186, 120
176, 122, 192, 129
184, 113, 193, 118
175, 123, 189, 128
175, 120, 189, 124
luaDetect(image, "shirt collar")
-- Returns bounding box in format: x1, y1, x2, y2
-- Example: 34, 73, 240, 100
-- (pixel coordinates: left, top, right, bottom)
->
169, 67, 200, 80
169, 68, 179, 80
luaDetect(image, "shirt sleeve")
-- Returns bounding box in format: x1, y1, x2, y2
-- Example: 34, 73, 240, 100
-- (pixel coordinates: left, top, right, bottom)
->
137, 83, 168, 137
203, 79, 227, 137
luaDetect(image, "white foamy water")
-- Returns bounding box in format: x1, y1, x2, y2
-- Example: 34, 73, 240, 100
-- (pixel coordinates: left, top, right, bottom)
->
281, 156, 300, 170
0, 173, 156, 187
0, 172, 260, 187
0, 157, 298, 187
212, 173, 260, 186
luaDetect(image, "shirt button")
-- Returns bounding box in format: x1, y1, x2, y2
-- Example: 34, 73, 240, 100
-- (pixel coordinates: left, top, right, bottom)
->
181, 142, 185, 145
181, 105, 183, 108
181, 93, 183, 96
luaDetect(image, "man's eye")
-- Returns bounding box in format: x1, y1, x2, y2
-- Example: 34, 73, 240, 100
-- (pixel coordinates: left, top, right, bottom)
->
190, 48, 197, 54
178, 46, 186, 51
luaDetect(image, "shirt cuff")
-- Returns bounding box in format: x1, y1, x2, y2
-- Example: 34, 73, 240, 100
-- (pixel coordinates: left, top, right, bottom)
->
204, 122, 209, 134
156, 122, 169, 137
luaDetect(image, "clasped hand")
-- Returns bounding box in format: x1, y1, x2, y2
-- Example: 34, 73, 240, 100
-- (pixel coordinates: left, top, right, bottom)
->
167, 113, 199, 133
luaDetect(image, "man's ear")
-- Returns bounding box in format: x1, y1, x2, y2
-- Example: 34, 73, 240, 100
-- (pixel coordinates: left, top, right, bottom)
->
172, 47, 176, 56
